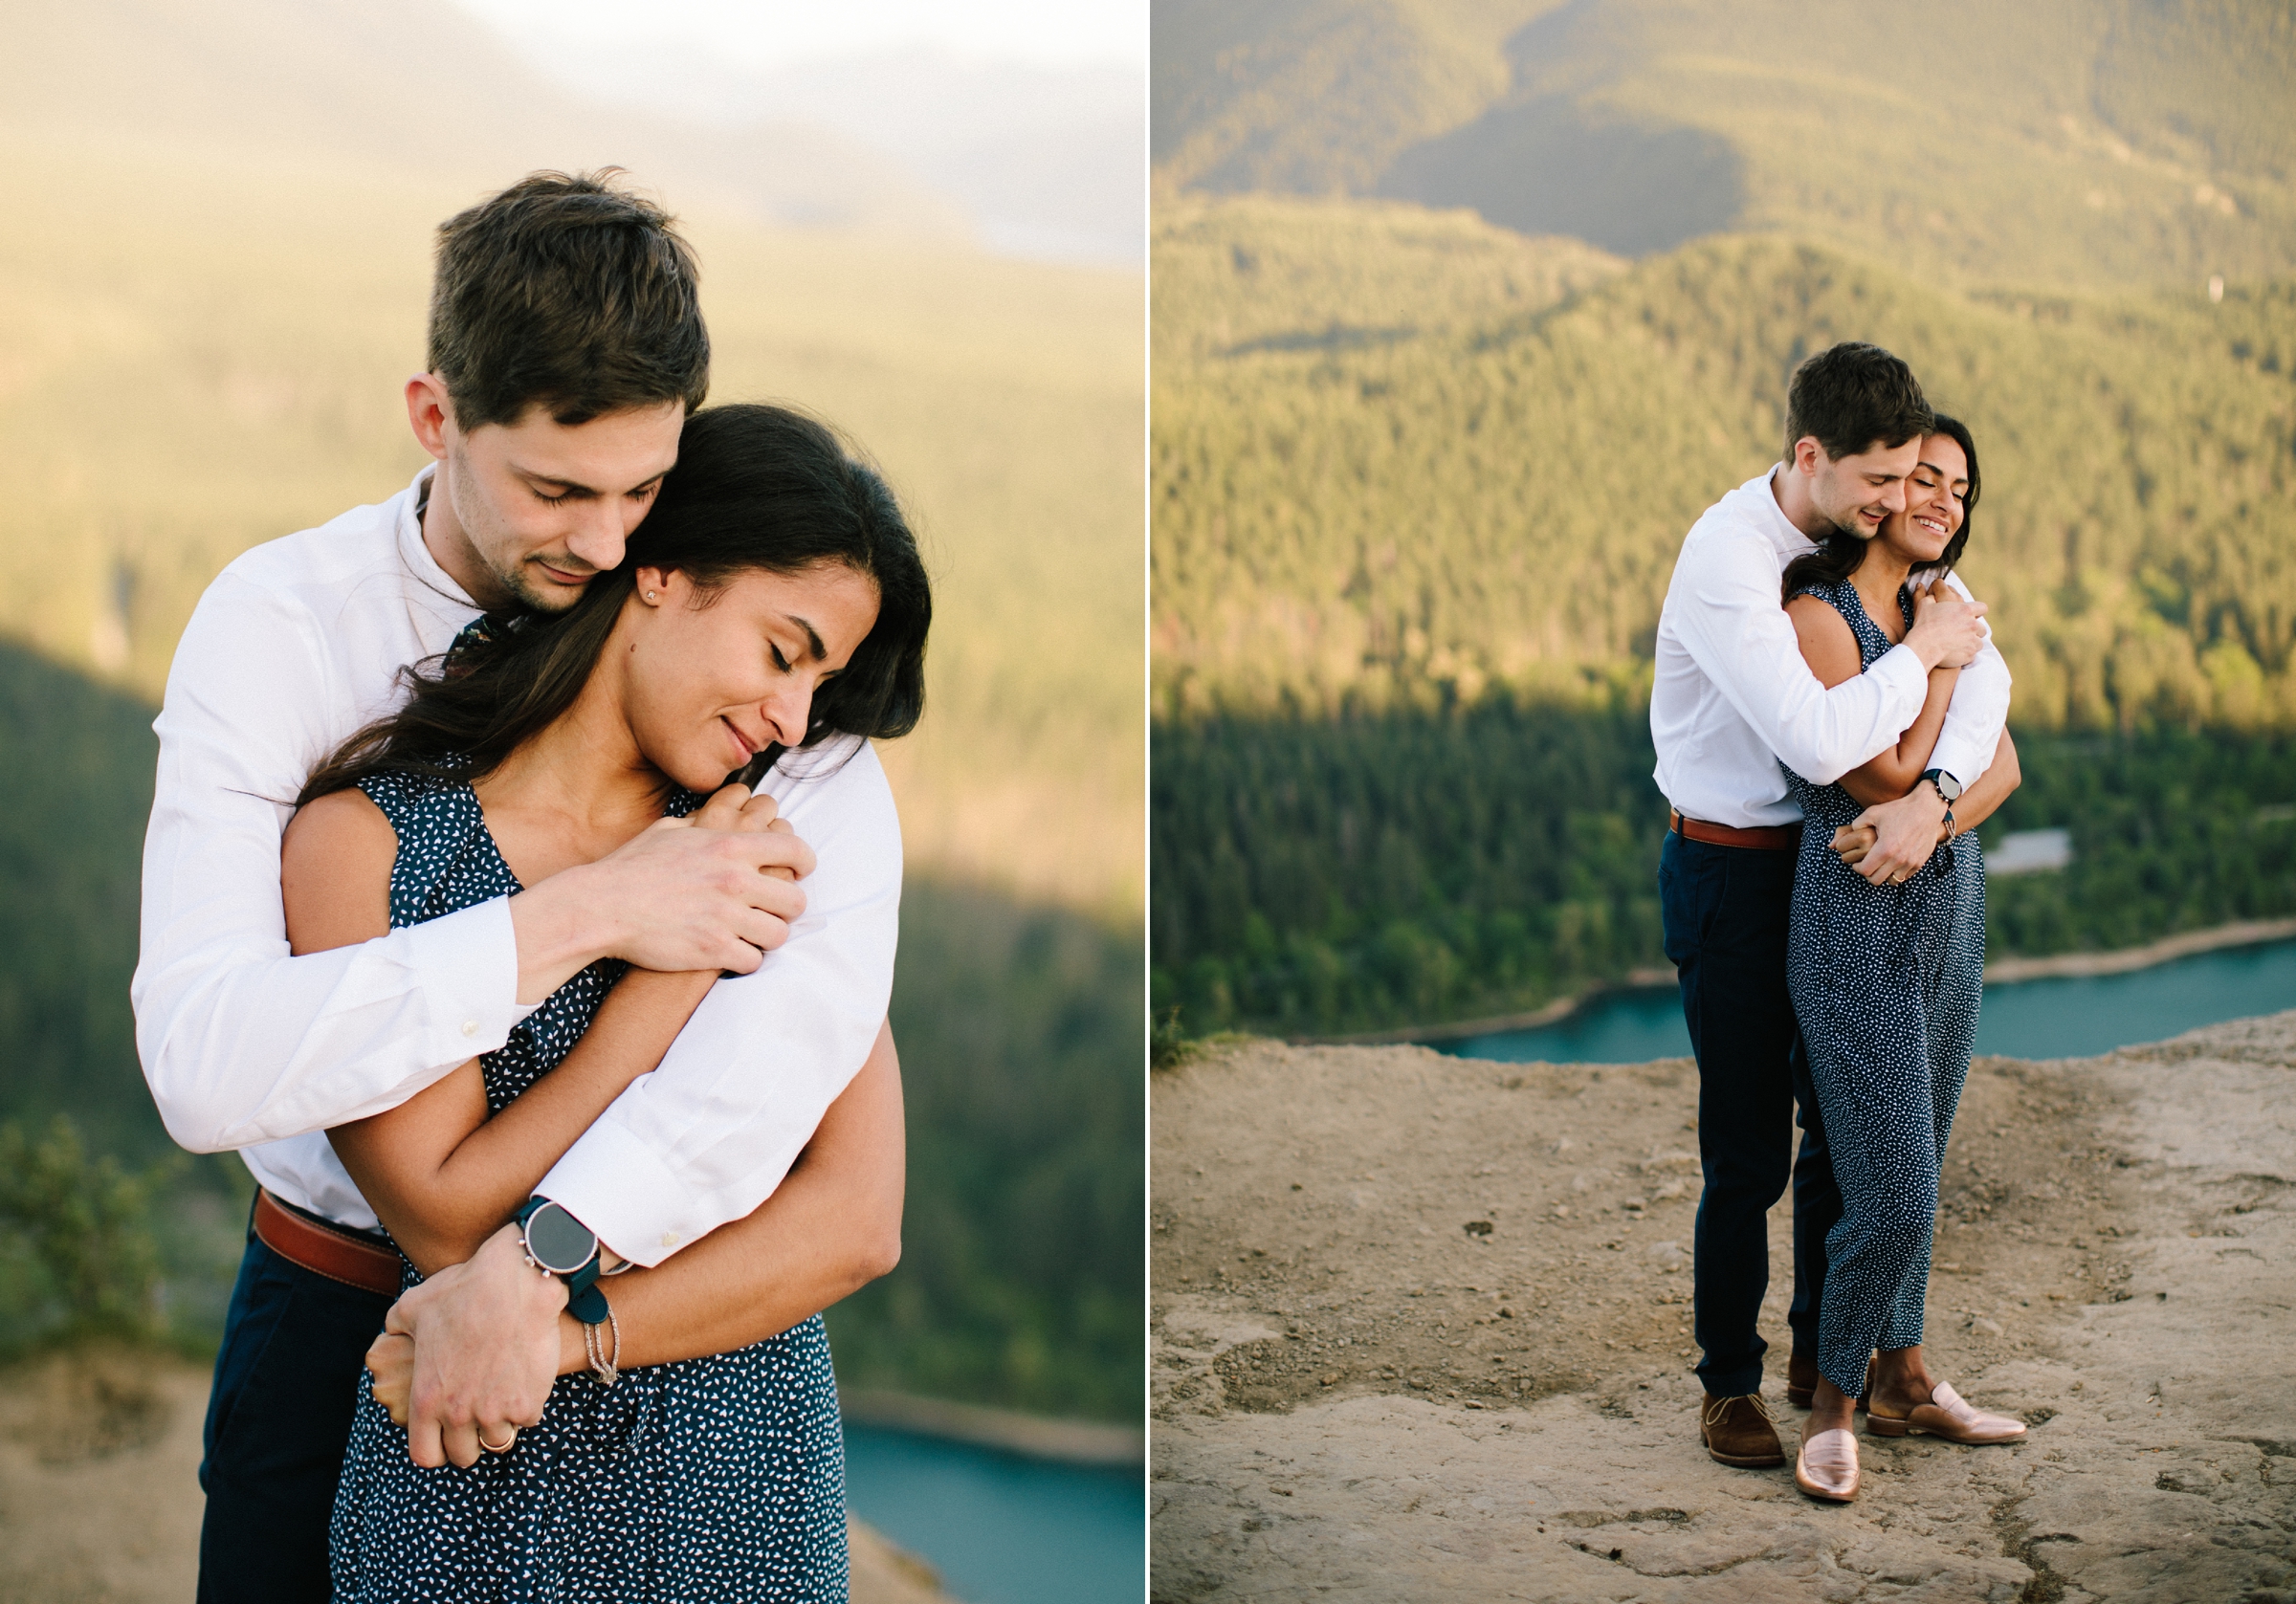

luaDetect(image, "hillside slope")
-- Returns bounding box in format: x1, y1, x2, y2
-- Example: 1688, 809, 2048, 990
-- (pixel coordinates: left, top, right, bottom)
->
1155, 197, 2296, 731
4, 143, 1142, 914
1154, 0, 2296, 289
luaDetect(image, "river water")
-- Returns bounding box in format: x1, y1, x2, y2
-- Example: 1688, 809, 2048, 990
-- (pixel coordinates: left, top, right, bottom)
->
1444, 937, 2296, 1066
843, 1422, 1141, 1604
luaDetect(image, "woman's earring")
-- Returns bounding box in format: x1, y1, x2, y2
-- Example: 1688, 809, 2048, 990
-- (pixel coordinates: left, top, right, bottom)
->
645, 590, 658, 602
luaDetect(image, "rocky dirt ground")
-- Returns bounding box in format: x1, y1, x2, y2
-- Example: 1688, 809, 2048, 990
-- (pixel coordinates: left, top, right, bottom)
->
0, 1351, 948, 1603
1151, 1010, 2296, 1603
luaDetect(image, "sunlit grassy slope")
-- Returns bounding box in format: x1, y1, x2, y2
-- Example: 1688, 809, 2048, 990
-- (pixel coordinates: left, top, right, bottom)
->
2, 138, 1142, 914
1156, 0, 2296, 291
1155, 194, 2296, 730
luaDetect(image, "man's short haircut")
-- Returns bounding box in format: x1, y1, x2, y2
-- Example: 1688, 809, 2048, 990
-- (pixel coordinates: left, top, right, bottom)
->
428, 169, 710, 431
1782, 341, 1932, 462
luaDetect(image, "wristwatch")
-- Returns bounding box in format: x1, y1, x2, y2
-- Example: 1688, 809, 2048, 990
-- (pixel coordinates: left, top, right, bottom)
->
1919, 768, 1963, 803
518, 1197, 608, 1322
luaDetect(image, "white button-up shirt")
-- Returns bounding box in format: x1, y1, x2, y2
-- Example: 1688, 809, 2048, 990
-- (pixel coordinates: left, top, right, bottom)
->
133, 466, 899, 1265
1651, 468, 2010, 828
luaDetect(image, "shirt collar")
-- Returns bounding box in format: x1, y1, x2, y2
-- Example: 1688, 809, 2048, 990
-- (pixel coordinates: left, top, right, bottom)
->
1753, 464, 1820, 558
395, 462, 481, 612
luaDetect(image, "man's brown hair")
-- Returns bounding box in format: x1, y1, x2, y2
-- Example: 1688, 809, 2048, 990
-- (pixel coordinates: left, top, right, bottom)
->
428, 169, 709, 431
1781, 341, 1932, 463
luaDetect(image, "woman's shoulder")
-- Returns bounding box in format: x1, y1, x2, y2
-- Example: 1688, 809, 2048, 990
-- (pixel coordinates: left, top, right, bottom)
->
281, 788, 397, 954
1784, 589, 1863, 687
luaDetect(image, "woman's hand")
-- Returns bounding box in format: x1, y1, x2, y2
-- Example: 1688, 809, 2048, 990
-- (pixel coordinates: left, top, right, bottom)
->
366, 1330, 414, 1426
1909, 580, 1985, 669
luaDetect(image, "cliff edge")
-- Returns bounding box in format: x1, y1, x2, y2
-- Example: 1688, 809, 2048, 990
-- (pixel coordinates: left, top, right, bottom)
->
1152, 1012, 2296, 1601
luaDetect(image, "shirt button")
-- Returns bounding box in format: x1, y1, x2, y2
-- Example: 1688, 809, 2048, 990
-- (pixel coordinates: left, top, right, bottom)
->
460, 1020, 479, 1037
660, 1233, 677, 1248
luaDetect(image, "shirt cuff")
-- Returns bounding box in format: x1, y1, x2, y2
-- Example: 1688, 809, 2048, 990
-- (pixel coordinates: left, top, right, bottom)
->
1867, 642, 1930, 711
535, 1115, 697, 1269
1926, 733, 1991, 791
400, 895, 535, 1053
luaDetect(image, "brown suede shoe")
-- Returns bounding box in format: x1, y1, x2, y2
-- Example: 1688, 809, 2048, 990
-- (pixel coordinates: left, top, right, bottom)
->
1785, 1351, 1820, 1409
1699, 1393, 1785, 1467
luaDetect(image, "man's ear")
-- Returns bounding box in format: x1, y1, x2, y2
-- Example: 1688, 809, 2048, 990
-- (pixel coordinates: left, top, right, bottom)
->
1790, 435, 1824, 476
406, 374, 455, 461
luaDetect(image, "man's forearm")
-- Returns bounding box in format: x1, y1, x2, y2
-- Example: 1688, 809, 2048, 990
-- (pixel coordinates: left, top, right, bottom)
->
1951, 728, 2020, 836
555, 1022, 904, 1373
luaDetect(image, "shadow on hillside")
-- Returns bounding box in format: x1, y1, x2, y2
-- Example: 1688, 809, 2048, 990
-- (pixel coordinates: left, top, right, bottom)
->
1378, 94, 1743, 256
0, 637, 1142, 1416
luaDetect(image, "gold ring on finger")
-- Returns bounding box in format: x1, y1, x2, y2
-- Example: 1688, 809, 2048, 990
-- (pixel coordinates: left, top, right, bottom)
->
478, 1428, 517, 1454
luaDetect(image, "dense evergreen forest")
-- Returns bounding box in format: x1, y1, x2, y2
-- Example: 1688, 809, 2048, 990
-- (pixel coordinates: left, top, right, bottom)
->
1153, 707, 2296, 1038
1150, 205, 2296, 1036
1156, 204, 2296, 728
0, 643, 1141, 1419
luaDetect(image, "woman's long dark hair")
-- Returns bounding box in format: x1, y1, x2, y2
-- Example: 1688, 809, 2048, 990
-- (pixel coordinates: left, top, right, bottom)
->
1779, 413, 1980, 603
300, 403, 931, 803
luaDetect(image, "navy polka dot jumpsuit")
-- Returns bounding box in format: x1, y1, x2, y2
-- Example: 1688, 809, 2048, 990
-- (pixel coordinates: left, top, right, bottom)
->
330, 764, 850, 1603
1780, 580, 1986, 1402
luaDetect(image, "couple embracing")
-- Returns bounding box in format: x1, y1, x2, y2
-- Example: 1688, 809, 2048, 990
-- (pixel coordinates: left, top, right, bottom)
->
136, 171, 929, 1598
1654, 341, 2027, 1504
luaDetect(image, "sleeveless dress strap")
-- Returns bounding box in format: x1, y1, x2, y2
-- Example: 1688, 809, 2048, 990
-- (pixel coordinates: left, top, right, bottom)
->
355, 767, 495, 930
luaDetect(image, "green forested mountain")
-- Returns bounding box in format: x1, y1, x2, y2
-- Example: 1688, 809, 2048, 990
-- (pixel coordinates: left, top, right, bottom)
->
1156, 198, 2296, 730
1151, 1, 2296, 1040
1156, 0, 2296, 289
0, 644, 1140, 1417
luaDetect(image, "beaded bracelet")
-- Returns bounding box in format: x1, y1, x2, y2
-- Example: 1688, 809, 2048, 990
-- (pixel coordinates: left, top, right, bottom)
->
582, 1299, 622, 1388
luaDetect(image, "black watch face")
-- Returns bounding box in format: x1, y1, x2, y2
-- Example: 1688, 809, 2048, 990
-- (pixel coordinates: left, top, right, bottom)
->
525, 1202, 596, 1274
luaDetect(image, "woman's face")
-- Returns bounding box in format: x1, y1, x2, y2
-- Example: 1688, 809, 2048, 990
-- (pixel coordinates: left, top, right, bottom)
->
1881, 433, 1969, 565
618, 560, 881, 791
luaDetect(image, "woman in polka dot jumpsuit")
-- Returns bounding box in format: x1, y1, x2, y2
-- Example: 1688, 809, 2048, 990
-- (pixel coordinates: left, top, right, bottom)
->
279, 406, 932, 1598
1777, 418, 2028, 1502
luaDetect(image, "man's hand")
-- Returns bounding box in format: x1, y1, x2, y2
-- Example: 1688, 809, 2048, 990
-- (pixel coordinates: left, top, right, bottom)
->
509, 781, 815, 1000
384, 1222, 565, 1468
1904, 582, 1988, 672
1843, 784, 1949, 885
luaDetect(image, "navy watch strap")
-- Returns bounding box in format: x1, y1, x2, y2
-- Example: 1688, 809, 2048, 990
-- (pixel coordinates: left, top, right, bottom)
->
565, 1272, 608, 1325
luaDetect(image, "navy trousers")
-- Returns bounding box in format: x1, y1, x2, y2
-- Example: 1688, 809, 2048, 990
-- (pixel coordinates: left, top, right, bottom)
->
199, 1216, 391, 1602
1658, 827, 1843, 1398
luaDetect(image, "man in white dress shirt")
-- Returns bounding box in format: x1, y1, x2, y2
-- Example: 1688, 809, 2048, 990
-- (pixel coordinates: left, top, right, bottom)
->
137, 173, 906, 1600
1649, 342, 2008, 1469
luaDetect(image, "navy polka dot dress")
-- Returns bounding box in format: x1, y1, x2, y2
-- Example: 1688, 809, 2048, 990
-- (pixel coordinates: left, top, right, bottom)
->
329, 763, 850, 1603
1780, 581, 1986, 1400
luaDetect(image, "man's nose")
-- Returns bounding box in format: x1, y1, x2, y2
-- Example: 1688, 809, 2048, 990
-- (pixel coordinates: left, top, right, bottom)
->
564, 499, 629, 573
1882, 478, 1909, 512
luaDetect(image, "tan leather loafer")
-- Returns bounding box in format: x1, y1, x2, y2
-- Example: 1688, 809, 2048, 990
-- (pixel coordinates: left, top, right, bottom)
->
1866, 1380, 2026, 1444
1795, 1425, 1860, 1502
1699, 1393, 1785, 1467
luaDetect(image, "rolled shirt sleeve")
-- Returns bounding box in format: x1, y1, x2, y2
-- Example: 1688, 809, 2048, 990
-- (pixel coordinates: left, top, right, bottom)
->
536, 737, 901, 1267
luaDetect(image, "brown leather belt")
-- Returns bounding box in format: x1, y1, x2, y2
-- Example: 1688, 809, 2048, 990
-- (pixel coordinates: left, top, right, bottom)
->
1670, 809, 1802, 852
253, 1188, 402, 1298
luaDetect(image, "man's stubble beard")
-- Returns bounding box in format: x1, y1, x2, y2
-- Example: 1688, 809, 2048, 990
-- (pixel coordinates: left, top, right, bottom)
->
445, 450, 591, 617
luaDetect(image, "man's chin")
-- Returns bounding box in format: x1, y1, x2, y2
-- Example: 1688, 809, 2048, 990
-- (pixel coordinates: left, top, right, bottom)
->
506, 573, 592, 615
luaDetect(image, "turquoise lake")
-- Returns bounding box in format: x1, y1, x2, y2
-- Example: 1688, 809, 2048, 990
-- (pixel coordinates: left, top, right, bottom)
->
1443, 937, 2296, 1065
843, 1423, 1141, 1604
